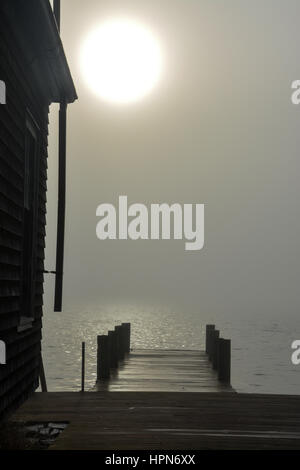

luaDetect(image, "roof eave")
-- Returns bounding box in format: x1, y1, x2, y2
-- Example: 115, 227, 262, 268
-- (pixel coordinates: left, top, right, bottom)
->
0, 0, 77, 104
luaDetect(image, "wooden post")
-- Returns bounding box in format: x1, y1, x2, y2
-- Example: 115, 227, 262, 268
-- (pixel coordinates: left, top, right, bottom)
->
205, 324, 215, 357
110, 330, 118, 369
118, 324, 125, 359
114, 326, 120, 361
108, 330, 115, 369
54, 101, 67, 312
121, 322, 131, 353
81, 342, 85, 392
218, 338, 231, 383
115, 325, 124, 361
212, 330, 220, 370
97, 335, 110, 380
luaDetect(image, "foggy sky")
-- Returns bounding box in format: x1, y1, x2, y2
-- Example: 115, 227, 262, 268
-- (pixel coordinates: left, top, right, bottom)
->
45, 0, 300, 323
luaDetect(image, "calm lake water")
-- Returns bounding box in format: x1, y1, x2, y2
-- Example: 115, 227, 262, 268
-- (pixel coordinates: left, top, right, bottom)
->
41, 303, 300, 394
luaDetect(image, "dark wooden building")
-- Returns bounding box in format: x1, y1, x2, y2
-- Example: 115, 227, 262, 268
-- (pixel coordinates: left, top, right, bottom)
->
0, 0, 76, 419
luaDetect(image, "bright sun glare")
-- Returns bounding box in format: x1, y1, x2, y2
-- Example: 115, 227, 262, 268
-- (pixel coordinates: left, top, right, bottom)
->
80, 19, 163, 104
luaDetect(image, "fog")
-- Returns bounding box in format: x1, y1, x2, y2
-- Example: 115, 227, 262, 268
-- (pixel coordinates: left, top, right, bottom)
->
44, 0, 300, 323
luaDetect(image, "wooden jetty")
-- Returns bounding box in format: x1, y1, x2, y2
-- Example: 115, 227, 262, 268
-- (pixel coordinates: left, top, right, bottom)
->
8, 323, 300, 450
92, 323, 232, 392
93, 349, 233, 392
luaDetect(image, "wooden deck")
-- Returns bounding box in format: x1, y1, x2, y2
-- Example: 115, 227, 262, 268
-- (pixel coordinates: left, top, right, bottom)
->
93, 349, 234, 392
11, 391, 300, 450
9, 348, 300, 449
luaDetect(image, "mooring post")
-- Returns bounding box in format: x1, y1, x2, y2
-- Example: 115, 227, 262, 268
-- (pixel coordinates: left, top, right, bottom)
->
119, 324, 126, 358
110, 329, 118, 368
218, 338, 231, 383
97, 335, 110, 380
121, 322, 131, 354
115, 325, 124, 361
108, 330, 115, 369
81, 341, 85, 392
114, 326, 120, 361
206, 324, 215, 358
212, 329, 220, 370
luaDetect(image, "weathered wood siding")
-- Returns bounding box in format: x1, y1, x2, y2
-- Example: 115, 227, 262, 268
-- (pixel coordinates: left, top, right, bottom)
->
0, 15, 50, 419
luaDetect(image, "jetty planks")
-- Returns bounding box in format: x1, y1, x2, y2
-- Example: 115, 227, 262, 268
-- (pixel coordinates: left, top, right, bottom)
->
93, 349, 234, 392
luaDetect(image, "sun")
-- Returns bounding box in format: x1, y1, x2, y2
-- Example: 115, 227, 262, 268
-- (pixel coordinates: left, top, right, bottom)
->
80, 18, 163, 104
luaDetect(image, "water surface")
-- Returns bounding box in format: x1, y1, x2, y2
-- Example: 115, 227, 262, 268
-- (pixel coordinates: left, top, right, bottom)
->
42, 303, 300, 394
